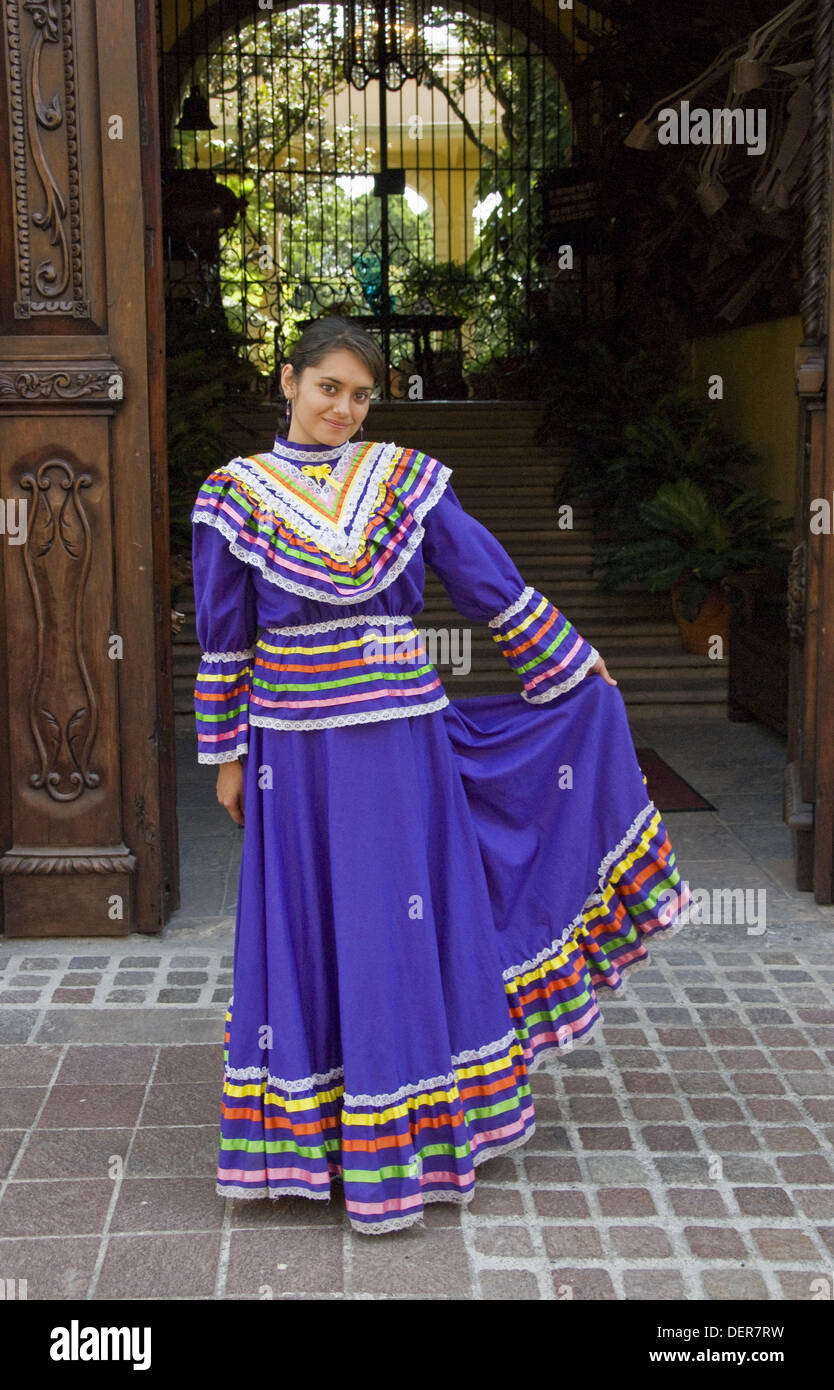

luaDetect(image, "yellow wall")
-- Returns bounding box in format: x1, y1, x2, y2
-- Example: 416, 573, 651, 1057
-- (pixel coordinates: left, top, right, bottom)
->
689, 317, 801, 518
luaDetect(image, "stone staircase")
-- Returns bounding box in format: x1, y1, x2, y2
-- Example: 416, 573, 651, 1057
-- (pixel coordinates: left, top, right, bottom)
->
172, 400, 728, 726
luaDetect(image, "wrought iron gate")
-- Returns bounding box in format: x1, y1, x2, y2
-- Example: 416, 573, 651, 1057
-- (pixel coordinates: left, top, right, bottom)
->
156, 0, 591, 399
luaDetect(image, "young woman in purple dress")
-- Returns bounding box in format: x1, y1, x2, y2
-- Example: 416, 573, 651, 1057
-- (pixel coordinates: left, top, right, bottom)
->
191, 317, 691, 1236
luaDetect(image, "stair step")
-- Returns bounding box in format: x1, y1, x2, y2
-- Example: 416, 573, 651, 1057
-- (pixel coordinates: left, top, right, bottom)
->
422, 595, 673, 620
464, 532, 595, 546
491, 517, 594, 527
624, 701, 728, 717
621, 688, 728, 704
179, 601, 679, 627
447, 483, 570, 498
577, 632, 682, 649
174, 623, 687, 653
428, 453, 570, 467
174, 686, 730, 712
225, 402, 550, 433
616, 670, 728, 690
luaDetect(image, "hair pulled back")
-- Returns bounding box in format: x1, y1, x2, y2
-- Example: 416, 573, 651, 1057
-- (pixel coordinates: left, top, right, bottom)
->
282, 316, 386, 396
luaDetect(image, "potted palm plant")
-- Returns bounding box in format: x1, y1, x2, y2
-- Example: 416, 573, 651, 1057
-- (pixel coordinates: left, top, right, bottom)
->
593, 477, 792, 654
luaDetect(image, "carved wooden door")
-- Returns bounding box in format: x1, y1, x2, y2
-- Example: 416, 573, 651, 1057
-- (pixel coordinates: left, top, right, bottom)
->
784, 0, 834, 904
0, 0, 179, 934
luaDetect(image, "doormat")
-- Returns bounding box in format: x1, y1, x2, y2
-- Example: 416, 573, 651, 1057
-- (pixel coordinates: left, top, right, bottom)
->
634, 747, 715, 812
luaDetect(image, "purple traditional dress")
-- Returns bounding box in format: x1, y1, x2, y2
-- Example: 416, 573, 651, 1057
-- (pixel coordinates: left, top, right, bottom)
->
190, 431, 692, 1236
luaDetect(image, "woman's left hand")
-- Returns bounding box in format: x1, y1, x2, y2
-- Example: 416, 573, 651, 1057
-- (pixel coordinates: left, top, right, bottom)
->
591, 655, 618, 686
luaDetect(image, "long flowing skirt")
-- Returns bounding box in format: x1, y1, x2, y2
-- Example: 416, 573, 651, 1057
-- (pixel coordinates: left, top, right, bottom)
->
217, 676, 691, 1234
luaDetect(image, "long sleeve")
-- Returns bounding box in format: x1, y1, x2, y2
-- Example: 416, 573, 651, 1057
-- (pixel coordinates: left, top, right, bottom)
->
421, 483, 599, 702
191, 508, 259, 763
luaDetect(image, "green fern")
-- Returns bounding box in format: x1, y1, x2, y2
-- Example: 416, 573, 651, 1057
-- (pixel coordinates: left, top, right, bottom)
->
594, 477, 792, 619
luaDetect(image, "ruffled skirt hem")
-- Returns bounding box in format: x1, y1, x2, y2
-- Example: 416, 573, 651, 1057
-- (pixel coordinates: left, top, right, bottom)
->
217, 844, 692, 1236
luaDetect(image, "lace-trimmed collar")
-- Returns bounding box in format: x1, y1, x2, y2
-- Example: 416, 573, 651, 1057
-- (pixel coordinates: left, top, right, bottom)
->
223, 438, 399, 560
270, 432, 350, 467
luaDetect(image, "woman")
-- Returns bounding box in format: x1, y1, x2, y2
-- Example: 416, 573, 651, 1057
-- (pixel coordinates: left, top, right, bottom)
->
190, 316, 691, 1236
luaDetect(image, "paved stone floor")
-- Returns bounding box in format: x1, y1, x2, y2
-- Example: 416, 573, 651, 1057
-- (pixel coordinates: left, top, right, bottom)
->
1, 711, 833, 1300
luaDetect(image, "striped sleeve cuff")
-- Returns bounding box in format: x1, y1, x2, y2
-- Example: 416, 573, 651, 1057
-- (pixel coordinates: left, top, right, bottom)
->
488, 585, 599, 702
194, 647, 255, 763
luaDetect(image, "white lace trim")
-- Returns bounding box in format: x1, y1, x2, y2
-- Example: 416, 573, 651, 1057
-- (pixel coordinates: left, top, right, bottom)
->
596, 799, 658, 887
501, 903, 595, 982
500, 801, 662, 982
487, 584, 534, 629
351, 1210, 427, 1235
217, 1183, 333, 1202
224, 440, 398, 561
247, 695, 449, 732
521, 646, 600, 702
224, 1024, 520, 1105
262, 613, 417, 636
192, 465, 452, 605
225, 1060, 346, 1088
453, 1025, 519, 1068
198, 743, 248, 764
345, 1028, 520, 1107
199, 647, 255, 663
270, 436, 352, 466
350, 1069, 453, 1105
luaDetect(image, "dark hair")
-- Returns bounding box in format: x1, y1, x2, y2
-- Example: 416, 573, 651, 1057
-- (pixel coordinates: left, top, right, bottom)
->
282, 316, 386, 396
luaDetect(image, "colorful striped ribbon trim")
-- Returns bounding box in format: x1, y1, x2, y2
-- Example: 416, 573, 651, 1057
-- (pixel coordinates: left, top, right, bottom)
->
489, 584, 600, 702
191, 444, 451, 604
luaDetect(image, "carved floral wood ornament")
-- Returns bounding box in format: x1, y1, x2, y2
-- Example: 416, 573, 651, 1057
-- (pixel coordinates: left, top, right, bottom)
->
20, 457, 100, 801
6, 0, 91, 318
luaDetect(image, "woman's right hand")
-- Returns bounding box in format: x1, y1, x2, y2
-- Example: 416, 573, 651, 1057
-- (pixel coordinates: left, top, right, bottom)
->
217, 759, 245, 826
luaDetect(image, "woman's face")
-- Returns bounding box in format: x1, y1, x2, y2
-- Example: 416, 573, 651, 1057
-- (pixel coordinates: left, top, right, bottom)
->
281, 349, 375, 446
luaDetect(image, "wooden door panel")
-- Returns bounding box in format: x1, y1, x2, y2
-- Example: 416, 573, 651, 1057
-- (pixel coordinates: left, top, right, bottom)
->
0, 0, 177, 934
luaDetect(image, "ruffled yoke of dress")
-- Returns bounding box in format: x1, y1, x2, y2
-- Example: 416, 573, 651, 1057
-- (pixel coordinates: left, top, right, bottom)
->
190, 430, 453, 603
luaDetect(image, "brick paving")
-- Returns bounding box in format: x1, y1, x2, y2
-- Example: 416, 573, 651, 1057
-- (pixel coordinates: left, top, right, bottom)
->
0, 713, 833, 1299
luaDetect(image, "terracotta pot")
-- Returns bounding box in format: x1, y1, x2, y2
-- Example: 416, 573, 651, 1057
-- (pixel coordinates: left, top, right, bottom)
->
670, 579, 731, 656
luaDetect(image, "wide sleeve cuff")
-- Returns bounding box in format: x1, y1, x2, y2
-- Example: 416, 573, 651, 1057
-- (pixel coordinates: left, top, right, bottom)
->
488, 584, 600, 703
191, 479, 259, 763
194, 648, 255, 763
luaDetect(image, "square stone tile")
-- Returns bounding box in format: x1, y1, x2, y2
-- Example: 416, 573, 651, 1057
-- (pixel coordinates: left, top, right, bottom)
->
479, 1270, 541, 1298
95, 1232, 221, 1298
14, 1128, 132, 1182
54, 1046, 157, 1086
349, 1226, 472, 1297
549, 1267, 616, 1299
0, 1088, 47, 1128
609, 1225, 675, 1257
542, 1225, 603, 1259
0, 1180, 114, 1237
748, 1227, 820, 1261
109, 1177, 225, 1233
623, 1269, 687, 1299
532, 1189, 591, 1219
37, 1085, 146, 1130
127, 1126, 219, 1177
472, 1225, 535, 1258
0, 1237, 99, 1299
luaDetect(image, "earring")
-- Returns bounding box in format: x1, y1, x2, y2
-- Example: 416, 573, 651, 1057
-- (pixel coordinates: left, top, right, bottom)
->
360, 421, 364, 440
285, 397, 291, 425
